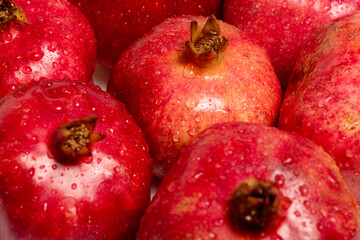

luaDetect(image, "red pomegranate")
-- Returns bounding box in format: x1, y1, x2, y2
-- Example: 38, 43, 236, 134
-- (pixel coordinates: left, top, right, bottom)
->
0, 79, 152, 239
0, 0, 96, 99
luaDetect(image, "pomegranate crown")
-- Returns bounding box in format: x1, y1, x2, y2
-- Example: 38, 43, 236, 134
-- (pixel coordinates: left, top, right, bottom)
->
0, 0, 28, 27
185, 14, 229, 62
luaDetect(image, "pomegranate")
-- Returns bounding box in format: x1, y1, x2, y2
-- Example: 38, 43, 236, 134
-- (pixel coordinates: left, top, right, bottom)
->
108, 15, 282, 177
278, 12, 360, 204
0, 79, 152, 239
138, 122, 360, 239
0, 0, 96, 99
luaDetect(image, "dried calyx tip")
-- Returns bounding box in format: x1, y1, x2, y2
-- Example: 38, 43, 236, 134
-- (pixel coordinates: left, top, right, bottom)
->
0, 0, 28, 27
229, 177, 279, 233
185, 14, 229, 62
53, 115, 105, 163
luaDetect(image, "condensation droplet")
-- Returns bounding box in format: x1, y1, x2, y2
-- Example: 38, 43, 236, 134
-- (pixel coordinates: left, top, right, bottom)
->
185, 98, 199, 109
183, 63, 197, 79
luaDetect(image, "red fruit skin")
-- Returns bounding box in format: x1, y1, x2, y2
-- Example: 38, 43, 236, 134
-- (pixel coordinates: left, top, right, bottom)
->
223, 0, 360, 89
68, 0, 222, 68
0, 80, 152, 239
0, 0, 97, 100
108, 15, 282, 177
137, 122, 360, 240
278, 13, 360, 204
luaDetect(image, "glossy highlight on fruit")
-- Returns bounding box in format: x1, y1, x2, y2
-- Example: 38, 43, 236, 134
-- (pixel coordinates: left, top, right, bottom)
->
138, 122, 360, 240
223, 0, 360, 89
0, 0, 97, 99
279, 12, 360, 204
0, 79, 152, 240
108, 15, 282, 177
68, 0, 222, 68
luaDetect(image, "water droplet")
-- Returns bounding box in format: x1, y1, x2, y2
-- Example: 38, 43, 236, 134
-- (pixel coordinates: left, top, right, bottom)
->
39, 165, 45, 169
52, 164, 57, 170
345, 149, 354, 158
299, 185, 309, 196
22, 66, 32, 74
185, 98, 199, 109
166, 181, 177, 192
208, 232, 216, 238
82, 156, 93, 164
275, 174, 285, 187
188, 128, 196, 136
4, 32, 13, 41
71, 183, 77, 190
113, 166, 122, 174
307, 0, 314, 7
183, 63, 198, 79
26, 133, 39, 144
30, 50, 44, 61
172, 135, 180, 143
282, 157, 292, 165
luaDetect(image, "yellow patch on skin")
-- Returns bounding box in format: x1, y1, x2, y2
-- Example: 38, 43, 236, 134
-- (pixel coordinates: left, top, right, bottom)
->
171, 195, 199, 215
338, 113, 360, 135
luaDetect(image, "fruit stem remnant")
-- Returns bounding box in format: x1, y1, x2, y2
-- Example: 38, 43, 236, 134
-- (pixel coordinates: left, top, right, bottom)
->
0, 0, 28, 28
52, 115, 105, 163
229, 177, 279, 233
185, 14, 228, 63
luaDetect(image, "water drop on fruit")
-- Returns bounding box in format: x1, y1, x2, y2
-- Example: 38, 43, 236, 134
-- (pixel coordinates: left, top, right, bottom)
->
71, 183, 77, 190
166, 181, 177, 192
22, 66, 32, 74
185, 98, 199, 109
274, 174, 285, 187
172, 135, 180, 143
299, 185, 309, 196
183, 63, 197, 79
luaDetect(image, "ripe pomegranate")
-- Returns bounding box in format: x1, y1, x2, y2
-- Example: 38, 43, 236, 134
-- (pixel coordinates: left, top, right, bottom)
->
137, 122, 360, 239
68, 0, 222, 68
0, 0, 96, 99
223, 0, 360, 89
108, 15, 282, 177
278, 12, 360, 204
0, 79, 152, 239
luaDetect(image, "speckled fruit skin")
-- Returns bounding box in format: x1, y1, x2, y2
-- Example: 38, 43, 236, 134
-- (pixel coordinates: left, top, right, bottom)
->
0, 79, 152, 239
108, 15, 282, 177
278, 12, 360, 205
223, 0, 360, 90
69, 0, 222, 68
0, 0, 96, 100
137, 122, 360, 240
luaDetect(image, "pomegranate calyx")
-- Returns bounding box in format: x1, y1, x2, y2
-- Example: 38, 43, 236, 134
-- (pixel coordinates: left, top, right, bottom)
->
0, 0, 28, 27
185, 14, 228, 63
229, 177, 279, 232
53, 115, 105, 163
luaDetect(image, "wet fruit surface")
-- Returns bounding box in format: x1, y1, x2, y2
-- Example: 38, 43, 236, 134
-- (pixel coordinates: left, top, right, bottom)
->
0, 0, 96, 99
69, 0, 222, 68
137, 122, 360, 239
0, 79, 152, 239
108, 15, 282, 177
223, 0, 360, 89
279, 12, 360, 205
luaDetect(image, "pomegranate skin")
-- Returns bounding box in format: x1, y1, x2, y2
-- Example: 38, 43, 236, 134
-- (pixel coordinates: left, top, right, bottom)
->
137, 122, 360, 240
0, 0, 97, 100
223, 0, 360, 89
69, 0, 222, 68
108, 15, 282, 177
0, 80, 152, 239
278, 12, 360, 204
